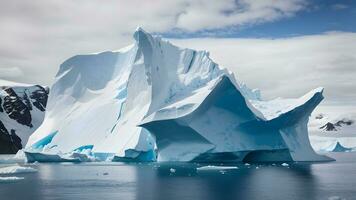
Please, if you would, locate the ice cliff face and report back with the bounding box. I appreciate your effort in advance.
[0,80,48,154]
[25,28,331,162]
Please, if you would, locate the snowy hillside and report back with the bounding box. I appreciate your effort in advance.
[25,28,330,163]
[0,80,48,154]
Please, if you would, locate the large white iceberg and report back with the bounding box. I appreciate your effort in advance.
[25,28,332,162]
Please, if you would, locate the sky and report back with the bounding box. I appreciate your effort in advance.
[0,0,355,106]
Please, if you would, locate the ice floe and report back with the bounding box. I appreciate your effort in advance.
[0,165,37,175]
[0,176,24,183]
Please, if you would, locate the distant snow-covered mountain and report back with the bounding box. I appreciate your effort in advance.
[309,107,356,152]
[319,118,354,132]
[0,79,48,154]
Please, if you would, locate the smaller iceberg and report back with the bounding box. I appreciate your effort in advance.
[310,136,355,152]
[330,142,352,152]
[25,139,96,163]
[0,153,24,164]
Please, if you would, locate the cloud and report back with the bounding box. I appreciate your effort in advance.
[0,0,355,106]
[0,67,24,78]
[171,32,356,105]
[0,0,308,85]
[176,0,306,31]
[331,4,349,10]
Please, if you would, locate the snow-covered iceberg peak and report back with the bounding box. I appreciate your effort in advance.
[25,28,230,160]
[25,28,330,163]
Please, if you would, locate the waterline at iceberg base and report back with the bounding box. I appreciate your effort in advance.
[24,28,333,163]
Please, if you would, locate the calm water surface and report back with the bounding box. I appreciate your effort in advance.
[0,152,356,200]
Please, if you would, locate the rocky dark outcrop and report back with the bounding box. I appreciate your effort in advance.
[320,122,337,131]
[3,87,33,127]
[315,113,324,119]
[0,98,3,112]
[0,120,22,154]
[0,84,48,154]
[30,85,49,112]
[320,119,354,132]
[335,119,354,126]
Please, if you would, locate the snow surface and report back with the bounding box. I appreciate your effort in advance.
[25,28,329,163]
[250,87,323,121]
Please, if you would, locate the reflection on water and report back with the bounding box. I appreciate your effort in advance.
[0,153,355,200]
[137,163,317,200]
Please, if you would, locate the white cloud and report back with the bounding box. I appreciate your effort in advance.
[171,32,356,105]
[331,4,349,10]
[0,0,308,85]
[0,0,355,106]
[176,0,306,31]
[0,67,24,78]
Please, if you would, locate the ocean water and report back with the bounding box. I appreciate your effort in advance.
[0,153,356,200]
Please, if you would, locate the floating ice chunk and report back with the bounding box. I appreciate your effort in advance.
[0,157,21,164]
[13,150,26,160]
[0,165,37,175]
[197,165,238,171]
[281,163,289,167]
[169,168,176,173]
[244,163,250,166]
[0,176,24,183]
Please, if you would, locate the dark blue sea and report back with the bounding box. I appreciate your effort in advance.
[1,152,355,200]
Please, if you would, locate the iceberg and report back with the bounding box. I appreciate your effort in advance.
[309,135,356,152]
[25,28,332,163]
[330,142,352,152]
